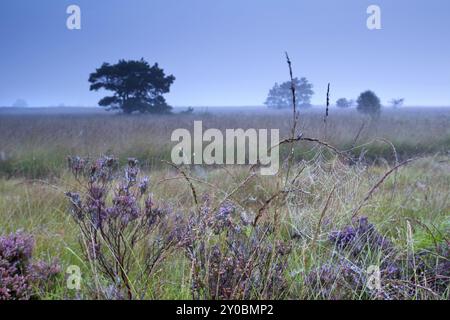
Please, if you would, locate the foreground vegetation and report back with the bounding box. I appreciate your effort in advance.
[0,108,449,300]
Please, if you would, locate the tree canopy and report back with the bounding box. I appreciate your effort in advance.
[336,98,354,108]
[357,90,381,118]
[89,59,175,114]
[265,77,314,109]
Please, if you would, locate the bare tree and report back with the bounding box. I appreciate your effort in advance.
[390,98,404,108]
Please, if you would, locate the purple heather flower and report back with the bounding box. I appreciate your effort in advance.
[0,231,34,272]
[89,156,118,183]
[86,186,107,228]
[138,176,150,195]
[124,158,139,185]
[111,195,140,224]
[65,192,84,220]
[28,259,61,284]
[211,202,235,234]
[329,217,392,255]
[217,202,234,218]
[67,156,86,177]
[1,231,60,300]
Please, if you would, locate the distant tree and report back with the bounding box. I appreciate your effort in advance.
[89,59,175,114]
[390,98,404,108]
[357,90,381,118]
[336,98,354,108]
[265,77,314,109]
[180,107,194,115]
[12,99,28,108]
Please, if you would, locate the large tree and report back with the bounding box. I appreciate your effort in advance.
[357,90,381,118]
[265,77,314,109]
[89,59,175,114]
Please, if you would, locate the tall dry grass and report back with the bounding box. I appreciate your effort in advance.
[0,107,449,178]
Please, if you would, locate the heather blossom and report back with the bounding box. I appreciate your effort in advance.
[0,231,61,300]
[65,156,182,299]
[305,216,449,299]
[181,199,292,300]
[329,216,393,256]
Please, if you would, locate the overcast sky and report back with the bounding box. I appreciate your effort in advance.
[1,0,449,107]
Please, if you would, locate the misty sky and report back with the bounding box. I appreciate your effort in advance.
[1,0,449,107]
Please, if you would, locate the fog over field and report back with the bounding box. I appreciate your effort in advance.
[0,0,449,303]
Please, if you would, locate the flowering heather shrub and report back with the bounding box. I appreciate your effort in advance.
[66,156,181,299]
[305,260,366,300]
[305,219,396,299]
[65,156,447,300]
[306,217,449,299]
[0,231,61,300]
[68,155,118,181]
[0,231,33,300]
[329,217,393,256]
[371,242,449,300]
[28,259,61,292]
[182,197,291,300]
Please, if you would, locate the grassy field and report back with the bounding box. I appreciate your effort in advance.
[0,107,449,300]
[1,107,449,178]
